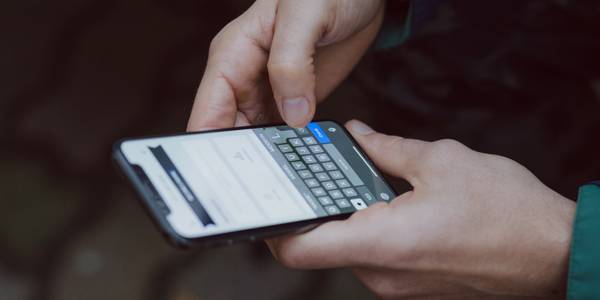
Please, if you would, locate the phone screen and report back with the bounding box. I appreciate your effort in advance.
[117,121,395,239]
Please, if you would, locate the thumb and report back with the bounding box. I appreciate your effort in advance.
[267,0,329,127]
[345,120,429,185]
[266,202,390,269]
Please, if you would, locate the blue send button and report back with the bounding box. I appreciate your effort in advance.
[307,122,331,143]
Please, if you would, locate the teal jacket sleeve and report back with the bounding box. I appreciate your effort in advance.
[568,181,600,300]
[376,2,600,297]
[376,0,443,49]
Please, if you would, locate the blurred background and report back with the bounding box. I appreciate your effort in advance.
[1,0,599,299]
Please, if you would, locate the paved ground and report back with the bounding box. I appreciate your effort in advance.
[1,0,599,299]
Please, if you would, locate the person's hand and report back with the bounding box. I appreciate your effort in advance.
[187,0,386,131]
[268,120,576,299]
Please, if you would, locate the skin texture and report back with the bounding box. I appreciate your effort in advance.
[187,0,385,130]
[189,1,576,298]
[267,120,576,299]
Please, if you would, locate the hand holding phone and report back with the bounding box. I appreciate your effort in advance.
[268,120,574,299]
[114,120,396,248]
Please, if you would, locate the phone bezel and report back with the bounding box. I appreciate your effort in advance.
[112,120,397,248]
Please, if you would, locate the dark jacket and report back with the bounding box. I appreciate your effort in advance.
[381,2,600,298]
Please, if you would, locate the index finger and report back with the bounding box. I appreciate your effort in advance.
[187,2,274,131]
[187,68,238,131]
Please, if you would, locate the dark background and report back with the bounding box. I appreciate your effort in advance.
[1,0,599,299]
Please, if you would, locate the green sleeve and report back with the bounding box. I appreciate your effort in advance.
[375,2,414,49]
[567,182,600,300]
[375,0,443,50]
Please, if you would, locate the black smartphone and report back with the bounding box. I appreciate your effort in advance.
[113,120,397,248]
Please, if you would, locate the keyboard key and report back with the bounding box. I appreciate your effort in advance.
[322,181,337,190]
[266,128,285,143]
[305,179,319,188]
[342,188,358,197]
[318,196,333,205]
[298,170,313,178]
[302,155,317,164]
[324,205,341,215]
[326,145,364,186]
[289,138,303,146]
[296,147,310,155]
[308,145,324,153]
[316,153,331,162]
[309,164,324,172]
[329,170,344,179]
[315,172,330,181]
[311,187,326,197]
[303,137,317,145]
[335,179,351,188]
[356,186,376,203]
[278,144,293,153]
[335,199,352,208]
[291,161,306,170]
[273,126,296,136]
[294,127,310,136]
[350,198,367,210]
[322,162,337,170]
[285,153,299,161]
[329,189,344,199]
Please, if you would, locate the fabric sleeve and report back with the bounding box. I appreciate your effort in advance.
[375,0,443,49]
[567,181,600,300]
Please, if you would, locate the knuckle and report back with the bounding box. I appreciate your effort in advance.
[489,153,518,166]
[372,134,405,153]
[208,20,238,54]
[267,54,314,78]
[485,153,529,175]
[266,60,297,76]
[384,135,406,150]
[431,138,466,154]
[208,33,224,54]
[427,139,466,160]
[420,139,470,171]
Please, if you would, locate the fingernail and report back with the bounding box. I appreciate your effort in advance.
[283,97,309,127]
[347,120,374,135]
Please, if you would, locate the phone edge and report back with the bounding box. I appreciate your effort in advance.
[111,119,397,248]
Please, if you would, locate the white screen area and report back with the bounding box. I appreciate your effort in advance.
[121,129,317,238]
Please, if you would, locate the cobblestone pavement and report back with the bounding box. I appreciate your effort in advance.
[1,0,599,299]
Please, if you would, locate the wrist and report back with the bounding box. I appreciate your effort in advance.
[487,192,575,298]
[532,194,575,297]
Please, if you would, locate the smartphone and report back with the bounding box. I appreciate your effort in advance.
[113,120,396,248]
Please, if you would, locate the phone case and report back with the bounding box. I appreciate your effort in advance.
[112,120,397,248]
